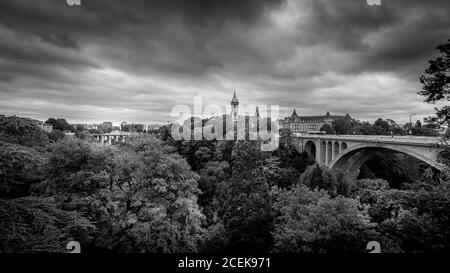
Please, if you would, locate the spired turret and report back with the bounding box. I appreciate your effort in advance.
[231,91,239,122]
[231,91,239,106]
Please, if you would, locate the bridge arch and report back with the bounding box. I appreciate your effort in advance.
[304,140,316,158]
[320,141,326,165]
[329,143,448,173]
[333,141,339,158]
[326,141,332,165]
[341,142,347,152]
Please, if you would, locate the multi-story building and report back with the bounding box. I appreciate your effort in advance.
[73,124,87,130]
[121,122,145,132]
[145,124,161,131]
[281,109,352,133]
[37,122,54,133]
[86,124,98,130]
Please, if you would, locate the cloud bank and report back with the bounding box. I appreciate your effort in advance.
[0,0,449,124]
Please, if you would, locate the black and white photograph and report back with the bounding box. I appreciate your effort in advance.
[0,0,449,266]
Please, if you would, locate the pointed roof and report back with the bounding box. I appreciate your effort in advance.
[255,106,259,117]
[325,111,331,118]
[231,91,239,105]
[292,109,298,117]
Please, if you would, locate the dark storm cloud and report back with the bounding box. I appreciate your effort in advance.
[40,33,80,50]
[0,0,285,79]
[291,0,450,76]
[0,0,449,123]
[296,0,401,50]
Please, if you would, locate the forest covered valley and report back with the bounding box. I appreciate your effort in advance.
[1,115,449,253]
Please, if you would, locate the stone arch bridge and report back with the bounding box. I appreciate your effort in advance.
[92,133,133,145]
[294,134,450,181]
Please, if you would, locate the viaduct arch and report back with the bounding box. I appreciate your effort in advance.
[294,134,449,181]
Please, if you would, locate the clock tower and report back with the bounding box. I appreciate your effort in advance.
[231,91,239,122]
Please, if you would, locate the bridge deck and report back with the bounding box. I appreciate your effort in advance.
[295,133,450,147]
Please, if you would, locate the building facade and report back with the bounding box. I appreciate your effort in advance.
[281,109,352,133]
[38,122,54,133]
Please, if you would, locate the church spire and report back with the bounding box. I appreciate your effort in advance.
[231,91,239,122]
[231,91,239,106]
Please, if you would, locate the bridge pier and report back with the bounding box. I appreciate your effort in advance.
[326,141,332,166]
[333,141,339,159]
[296,134,450,178]
[91,133,130,145]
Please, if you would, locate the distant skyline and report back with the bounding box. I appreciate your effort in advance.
[0,0,449,125]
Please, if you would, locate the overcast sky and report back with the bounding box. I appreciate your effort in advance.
[0,0,449,125]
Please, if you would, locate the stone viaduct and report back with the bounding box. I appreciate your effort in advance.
[92,133,131,145]
[294,134,450,180]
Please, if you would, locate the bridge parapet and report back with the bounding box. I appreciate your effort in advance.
[91,132,136,145]
[295,133,449,147]
[294,133,450,175]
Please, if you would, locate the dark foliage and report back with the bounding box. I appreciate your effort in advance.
[0,116,49,147]
[0,141,45,197]
[0,197,95,253]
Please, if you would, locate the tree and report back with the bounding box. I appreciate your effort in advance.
[0,116,49,147]
[319,124,333,134]
[215,141,273,253]
[272,184,376,252]
[33,138,114,198]
[47,129,66,142]
[32,135,206,253]
[0,197,95,253]
[46,118,74,132]
[271,129,315,188]
[410,127,437,136]
[75,124,85,132]
[374,118,389,133]
[419,39,450,126]
[415,120,422,128]
[332,118,353,134]
[351,177,450,252]
[197,161,229,223]
[97,135,205,252]
[0,141,45,198]
[299,164,353,197]
[276,129,314,170]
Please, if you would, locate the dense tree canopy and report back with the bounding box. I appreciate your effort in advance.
[45,118,75,132]
[419,39,450,126]
[0,141,45,197]
[0,197,95,253]
[332,118,354,134]
[0,112,449,253]
[0,116,49,147]
[272,184,376,253]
